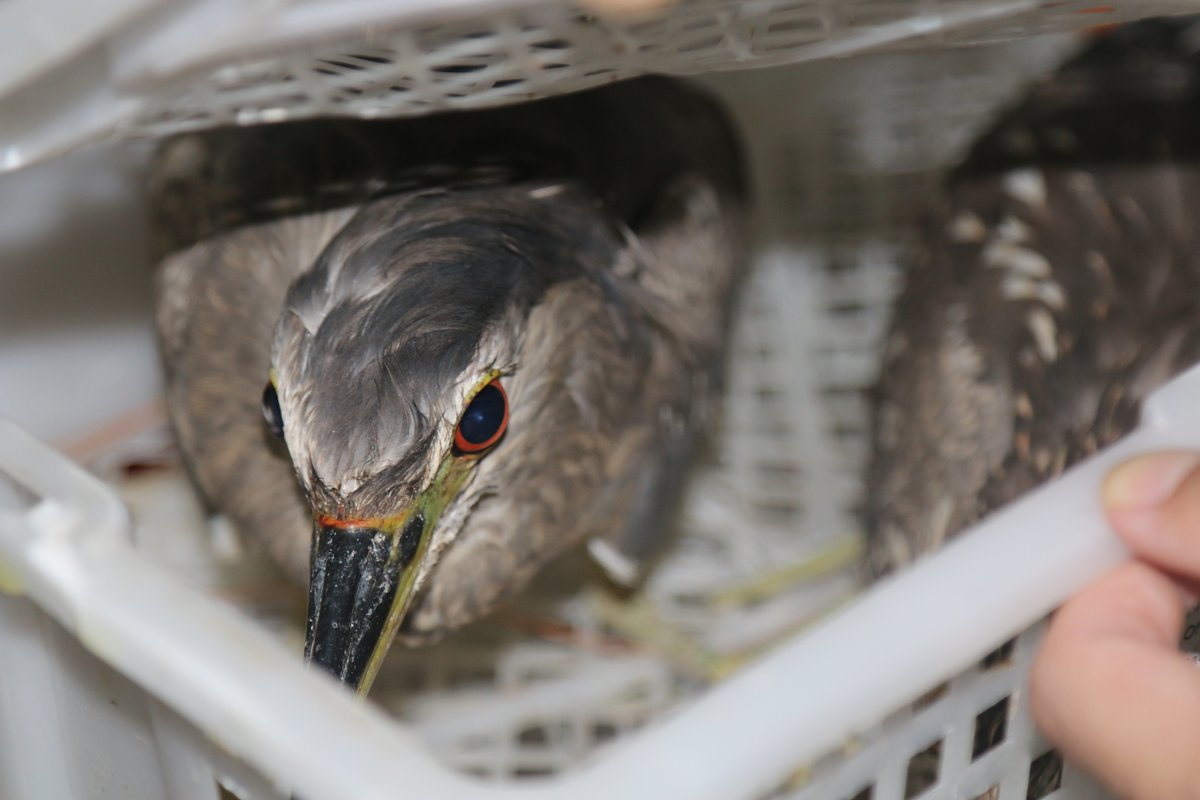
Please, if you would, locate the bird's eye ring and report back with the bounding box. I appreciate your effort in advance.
[262,381,285,441]
[454,379,508,455]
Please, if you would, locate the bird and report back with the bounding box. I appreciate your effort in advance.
[865,17,1200,799]
[148,77,747,695]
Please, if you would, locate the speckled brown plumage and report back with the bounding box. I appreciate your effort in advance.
[868,18,1200,578]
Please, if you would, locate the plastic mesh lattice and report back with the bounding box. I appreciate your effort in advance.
[787,626,1057,800]
[126,0,1196,135]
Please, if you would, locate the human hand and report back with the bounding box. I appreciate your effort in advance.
[1031,452,1200,800]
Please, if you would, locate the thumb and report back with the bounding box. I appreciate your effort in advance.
[1104,451,1200,581]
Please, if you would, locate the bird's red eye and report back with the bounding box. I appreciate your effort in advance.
[454,379,508,454]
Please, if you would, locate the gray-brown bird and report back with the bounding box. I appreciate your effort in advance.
[866,17,1200,798]
[150,78,746,694]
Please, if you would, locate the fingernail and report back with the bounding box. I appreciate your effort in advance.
[1104,452,1200,512]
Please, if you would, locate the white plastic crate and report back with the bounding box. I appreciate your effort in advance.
[2,4,1197,800]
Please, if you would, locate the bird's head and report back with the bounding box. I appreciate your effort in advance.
[262,186,603,693]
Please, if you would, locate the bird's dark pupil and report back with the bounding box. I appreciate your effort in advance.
[262,383,285,440]
[458,383,505,444]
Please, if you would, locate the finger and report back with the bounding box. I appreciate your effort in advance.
[1104,452,1200,581]
[1031,561,1200,800]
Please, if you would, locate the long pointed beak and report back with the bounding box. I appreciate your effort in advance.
[304,511,429,693]
[302,454,476,695]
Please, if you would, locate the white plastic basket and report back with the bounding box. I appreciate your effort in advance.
[2,4,1196,799]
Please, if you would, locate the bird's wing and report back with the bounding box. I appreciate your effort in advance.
[585,173,747,585]
[866,18,1200,577]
